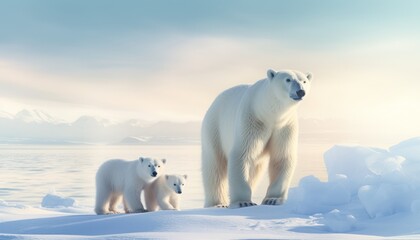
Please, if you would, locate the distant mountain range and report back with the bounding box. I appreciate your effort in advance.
[0,109,393,145]
[0,109,201,145]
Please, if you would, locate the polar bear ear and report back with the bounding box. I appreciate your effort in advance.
[267,69,276,80]
[183,174,188,180]
[139,157,144,163]
[161,158,167,164]
[306,72,313,81]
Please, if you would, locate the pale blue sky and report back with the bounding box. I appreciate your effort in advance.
[1,0,420,138]
[1,1,419,56]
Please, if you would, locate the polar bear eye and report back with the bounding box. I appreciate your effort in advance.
[286,78,291,82]
[173,183,177,186]
[182,184,184,186]
[148,165,151,167]
[158,165,161,168]
[304,81,306,84]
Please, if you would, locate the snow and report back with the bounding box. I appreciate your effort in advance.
[15,109,63,124]
[317,209,357,233]
[0,199,26,209]
[323,145,405,193]
[292,174,352,215]
[390,137,420,162]
[321,142,420,220]
[1,137,420,239]
[41,193,78,208]
[358,184,412,218]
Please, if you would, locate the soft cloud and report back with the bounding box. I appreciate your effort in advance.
[2,33,420,134]
[0,37,293,121]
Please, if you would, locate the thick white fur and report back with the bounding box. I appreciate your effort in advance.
[201,69,312,208]
[94,157,166,214]
[144,174,187,211]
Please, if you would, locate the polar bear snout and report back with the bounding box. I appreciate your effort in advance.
[296,90,305,98]
[289,80,306,101]
[152,171,158,177]
[174,185,183,194]
[291,89,305,100]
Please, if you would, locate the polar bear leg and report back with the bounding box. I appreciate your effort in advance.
[169,196,179,210]
[202,146,229,207]
[144,184,159,212]
[248,155,269,190]
[158,197,176,210]
[123,187,145,213]
[123,198,129,213]
[228,130,270,208]
[108,193,122,213]
[228,153,253,208]
[94,184,112,215]
[263,124,298,205]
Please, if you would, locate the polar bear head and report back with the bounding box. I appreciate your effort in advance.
[165,174,187,194]
[138,157,166,181]
[267,69,312,102]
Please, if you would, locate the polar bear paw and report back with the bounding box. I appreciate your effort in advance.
[214,204,228,208]
[262,197,285,205]
[108,210,123,214]
[127,208,148,213]
[229,201,257,208]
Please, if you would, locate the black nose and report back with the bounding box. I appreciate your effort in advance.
[296,90,305,98]
[152,171,157,177]
[177,191,182,194]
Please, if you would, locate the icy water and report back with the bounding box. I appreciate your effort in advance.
[0,143,331,210]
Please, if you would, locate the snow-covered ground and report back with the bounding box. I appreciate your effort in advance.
[1,137,420,239]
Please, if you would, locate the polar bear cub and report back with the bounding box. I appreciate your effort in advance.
[94,157,166,215]
[144,174,187,211]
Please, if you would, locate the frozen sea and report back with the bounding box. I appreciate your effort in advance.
[0,142,330,210]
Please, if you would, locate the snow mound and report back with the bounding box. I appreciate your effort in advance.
[323,145,405,193]
[318,209,357,233]
[290,138,420,232]
[390,137,420,162]
[41,193,77,208]
[358,184,412,218]
[0,199,27,209]
[293,174,351,215]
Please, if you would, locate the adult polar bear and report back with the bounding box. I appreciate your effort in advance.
[202,69,312,208]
